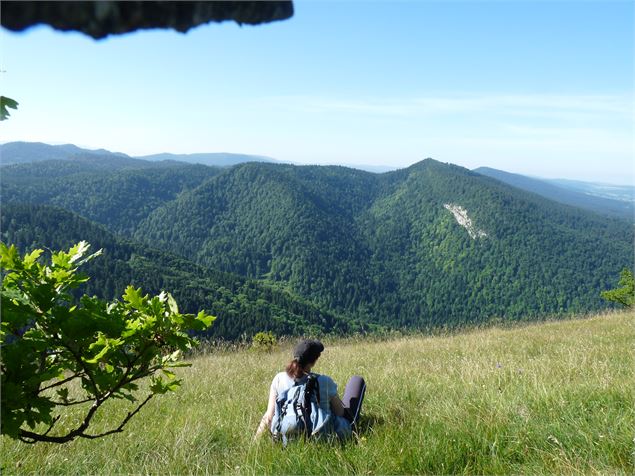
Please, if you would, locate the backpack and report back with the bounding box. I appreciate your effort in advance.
[270,373,334,446]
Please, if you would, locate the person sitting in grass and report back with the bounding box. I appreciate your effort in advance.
[254,339,366,441]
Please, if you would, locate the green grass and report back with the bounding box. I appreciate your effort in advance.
[2,310,633,475]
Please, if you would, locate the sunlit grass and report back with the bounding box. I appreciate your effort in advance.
[2,310,633,475]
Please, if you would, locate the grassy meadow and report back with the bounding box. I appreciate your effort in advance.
[2,310,633,475]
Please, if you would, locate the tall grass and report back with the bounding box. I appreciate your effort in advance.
[2,311,633,475]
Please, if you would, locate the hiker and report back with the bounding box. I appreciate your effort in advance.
[254,339,366,441]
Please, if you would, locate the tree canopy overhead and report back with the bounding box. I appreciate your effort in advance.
[1,1,294,39]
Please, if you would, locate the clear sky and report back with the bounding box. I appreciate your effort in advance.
[1,1,633,184]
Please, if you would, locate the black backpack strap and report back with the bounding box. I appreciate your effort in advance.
[276,397,288,435]
[291,389,302,424]
[303,373,324,437]
[313,375,321,405]
[305,373,320,404]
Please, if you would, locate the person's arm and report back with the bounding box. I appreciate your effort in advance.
[254,382,277,439]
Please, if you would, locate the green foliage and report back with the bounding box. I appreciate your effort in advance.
[0,241,214,443]
[251,331,277,352]
[135,160,633,327]
[1,204,353,340]
[0,96,18,121]
[3,158,633,333]
[1,161,220,236]
[601,268,635,308]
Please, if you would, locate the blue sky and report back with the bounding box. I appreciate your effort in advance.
[2,1,633,184]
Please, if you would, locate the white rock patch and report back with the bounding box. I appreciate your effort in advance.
[443,203,487,239]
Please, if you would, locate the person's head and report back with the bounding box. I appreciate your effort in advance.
[286,339,324,379]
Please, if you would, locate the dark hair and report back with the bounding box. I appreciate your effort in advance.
[286,359,305,379]
[285,354,321,379]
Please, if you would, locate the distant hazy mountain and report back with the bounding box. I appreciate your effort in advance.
[136,152,277,167]
[1,141,403,173]
[0,141,277,168]
[0,141,129,164]
[546,178,634,203]
[474,167,634,221]
[337,163,397,173]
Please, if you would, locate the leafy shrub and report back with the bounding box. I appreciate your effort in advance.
[0,241,215,443]
[601,268,634,308]
[251,331,277,352]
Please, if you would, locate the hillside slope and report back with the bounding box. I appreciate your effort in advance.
[4,155,632,328]
[1,161,221,235]
[137,163,383,312]
[474,166,634,220]
[136,160,633,326]
[0,204,353,339]
[2,312,631,474]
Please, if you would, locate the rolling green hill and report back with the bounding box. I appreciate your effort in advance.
[0,204,353,339]
[3,155,632,331]
[135,159,633,327]
[1,161,221,235]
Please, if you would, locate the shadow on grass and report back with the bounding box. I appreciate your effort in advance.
[354,412,385,436]
[254,413,386,449]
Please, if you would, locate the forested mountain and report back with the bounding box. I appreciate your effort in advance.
[474,167,634,221]
[1,204,353,339]
[3,154,632,333]
[0,141,130,165]
[1,161,221,235]
[137,152,277,167]
[135,160,633,326]
[0,141,276,168]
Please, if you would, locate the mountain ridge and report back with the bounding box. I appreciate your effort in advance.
[474,166,634,220]
[3,144,632,334]
[136,151,278,167]
[134,159,632,326]
[0,141,277,168]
